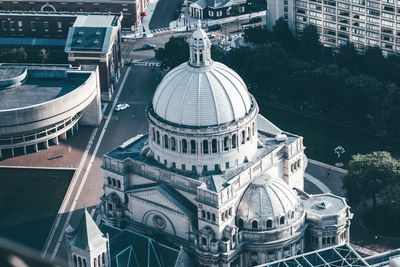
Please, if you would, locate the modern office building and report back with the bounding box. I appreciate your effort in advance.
[267,0,400,53]
[0,64,101,159]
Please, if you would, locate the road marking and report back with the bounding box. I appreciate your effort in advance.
[102,103,108,114]
[49,66,132,261]
[41,127,98,257]
[304,173,332,193]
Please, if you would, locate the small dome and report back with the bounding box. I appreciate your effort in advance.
[152,62,252,127]
[237,174,300,230]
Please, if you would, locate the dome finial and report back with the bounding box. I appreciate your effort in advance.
[189,21,212,67]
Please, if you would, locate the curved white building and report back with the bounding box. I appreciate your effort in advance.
[97,23,353,267]
[0,65,101,159]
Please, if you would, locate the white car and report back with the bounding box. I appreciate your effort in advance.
[115,103,130,111]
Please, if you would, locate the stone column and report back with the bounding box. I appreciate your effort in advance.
[11,148,15,157]
[0,149,2,158]
[23,146,26,155]
[43,140,49,149]
[34,143,38,152]
[53,136,59,145]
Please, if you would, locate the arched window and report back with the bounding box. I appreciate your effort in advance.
[212,139,217,153]
[182,139,187,153]
[207,212,210,220]
[322,237,326,245]
[78,257,82,267]
[112,179,116,187]
[73,255,77,267]
[164,134,168,149]
[232,134,237,148]
[223,136,230,151]
[327,237,331,244]
[152,128,155,141]
[212,213,216,222]
[203,140,209,154]
[241,130,246,144]
[266,219,272,228]
[238,218,244,229]
[252,122,255,135]
[102,253,105,265]
[93,257,97,267]
[202,210,205,218]
[83,258,87,267]
[171,137,176,151]
[190,140,196,154]
[280,216,285,225]
[252,220,258,229]
[117,180,121,188]
[291,211,294,219]
[156,131,160,144]
[107,177,111,185]
[247,127,250,141]
[297,159,301,168]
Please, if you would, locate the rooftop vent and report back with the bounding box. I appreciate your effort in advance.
[78,30,84,35]
[317,201,327,209]
[94,39,99,45]
[275,134,288,142]
[96,30,101,35]
[76,39,82,44]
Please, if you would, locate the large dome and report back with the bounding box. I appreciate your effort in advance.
[151,23,252,127]
[237,174,301,230]
[152,62,252,127]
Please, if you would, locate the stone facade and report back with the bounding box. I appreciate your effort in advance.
[99,25,353,266]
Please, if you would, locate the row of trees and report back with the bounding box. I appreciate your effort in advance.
[343,151,400,217]
[0,47,67,64]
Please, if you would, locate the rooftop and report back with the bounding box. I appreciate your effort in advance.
[99,223,192,267]
[0,66,90,110]
[105,122,300,193]
[303,194,348,217]
[258,244,370,267]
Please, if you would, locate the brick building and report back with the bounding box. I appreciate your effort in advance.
[0,0,148,30]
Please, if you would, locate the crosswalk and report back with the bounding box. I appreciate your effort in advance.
[150,27,171,34]
[133,61,161,67]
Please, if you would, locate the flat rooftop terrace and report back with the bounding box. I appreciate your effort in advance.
[0,68,90,110]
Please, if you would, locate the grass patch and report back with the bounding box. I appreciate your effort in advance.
[363,205,400,237]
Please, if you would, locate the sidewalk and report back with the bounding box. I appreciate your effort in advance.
[123,0,159,39]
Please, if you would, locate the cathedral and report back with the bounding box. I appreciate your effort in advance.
[67,22,353,266]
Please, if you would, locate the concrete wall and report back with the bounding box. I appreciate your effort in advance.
[0,69,100,135]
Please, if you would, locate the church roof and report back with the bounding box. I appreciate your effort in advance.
[71,208,106,251]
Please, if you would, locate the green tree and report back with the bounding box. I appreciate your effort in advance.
[336,42,360,71]
[343,151,400,208]
[155,36,190,70]
[38,48,49,63]
[298,24,322,62]
[1,47,27,63]
[243,26,272,45]
[272,17,295,50]
[361,46,385,79]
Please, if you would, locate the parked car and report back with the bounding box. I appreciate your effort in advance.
[115,103,130,111]
[142,44,156,50]
[249,16,262,24]
[208,24,221,31]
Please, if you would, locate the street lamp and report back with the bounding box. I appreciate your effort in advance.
[333,146,345,167]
